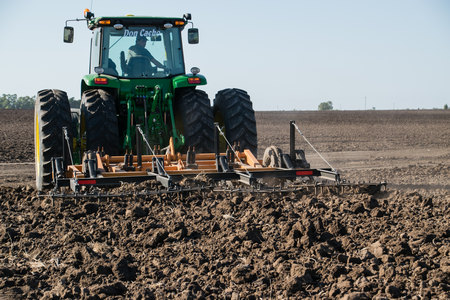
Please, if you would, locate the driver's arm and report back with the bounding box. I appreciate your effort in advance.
[126,46,138,62]
[150,57,166,69]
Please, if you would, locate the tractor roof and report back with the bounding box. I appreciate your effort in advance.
[88,16,187,30]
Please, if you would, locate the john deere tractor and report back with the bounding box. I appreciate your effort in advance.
[34,10,257,191]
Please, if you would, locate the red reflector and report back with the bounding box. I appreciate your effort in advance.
[296,170,314,176]
[94,77,108,85]
[78,179,97,185]
[187,77,201,84]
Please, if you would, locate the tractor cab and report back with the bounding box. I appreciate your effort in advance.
[64,11,199,79]
[93,24,185,78]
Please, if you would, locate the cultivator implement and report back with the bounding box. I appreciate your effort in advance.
[44,121,386,197]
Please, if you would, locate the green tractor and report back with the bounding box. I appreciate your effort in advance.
[34,10,257,191]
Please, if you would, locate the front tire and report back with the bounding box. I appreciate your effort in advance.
[81,89,120,155]
[213,88,257,156]
[34,89,72,191]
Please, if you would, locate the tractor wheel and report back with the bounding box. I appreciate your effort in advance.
[81,89,120,155]
[213,88,257,156]
[175,89,215,153]
[34,89,72,191]
[70,109,80,140]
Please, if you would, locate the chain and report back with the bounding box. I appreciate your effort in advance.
[136,126,169,177]
[292,123,336,171]
[63,128,74,166]
[215,124,251,176]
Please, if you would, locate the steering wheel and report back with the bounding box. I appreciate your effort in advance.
[163,67,171,76]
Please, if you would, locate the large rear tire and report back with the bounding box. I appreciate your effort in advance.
[80,89,120,155]
[213,88,257,156]
[34,89,72,191]
[175,89,215,153]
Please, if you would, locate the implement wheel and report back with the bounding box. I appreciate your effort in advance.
[213,88,257,156]
[175,89,215,153]
[262,146,283,167]
[81,89,120,155]
[34,89,72,191]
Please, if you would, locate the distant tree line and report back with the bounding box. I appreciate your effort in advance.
[318,101,333,111]
[1,93,448,111]
[0,94,35,109]
[0,94,80,109]
[317,101,449,111]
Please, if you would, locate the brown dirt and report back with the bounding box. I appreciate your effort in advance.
[0,109,449,299]
[0,109,34,163]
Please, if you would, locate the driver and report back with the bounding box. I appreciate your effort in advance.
[127,35,167,71]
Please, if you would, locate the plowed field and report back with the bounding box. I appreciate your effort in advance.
[0,109,449,299]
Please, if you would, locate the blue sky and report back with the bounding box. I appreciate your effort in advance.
[1,0,449,110]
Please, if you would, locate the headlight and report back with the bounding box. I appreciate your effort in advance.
[190,67,200,75]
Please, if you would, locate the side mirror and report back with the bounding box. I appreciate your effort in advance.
[64,26,74,43]
[188,28,199,44]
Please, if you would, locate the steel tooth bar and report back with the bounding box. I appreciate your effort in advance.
[42,181,387,199]
[38,183,387,198]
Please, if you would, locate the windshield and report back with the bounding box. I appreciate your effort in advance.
[101,26,185,78]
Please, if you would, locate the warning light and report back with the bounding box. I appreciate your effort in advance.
[296,170,314,176]
[78,179,97,185]
[99,20,111,25]
[175,21,185,26]
[94,78,108,85]
[84,9,94,19]
[188,77,201,84]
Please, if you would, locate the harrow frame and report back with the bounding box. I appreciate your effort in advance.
[49,121,384,194]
